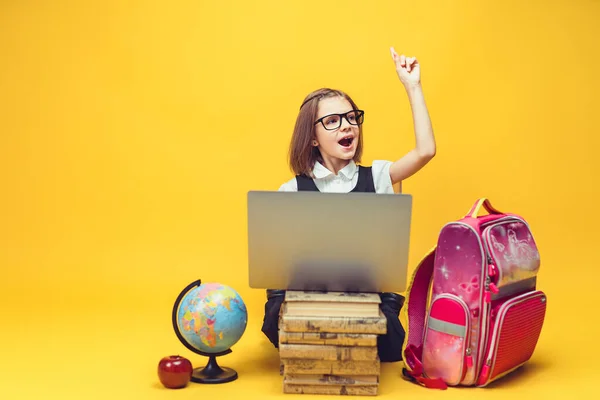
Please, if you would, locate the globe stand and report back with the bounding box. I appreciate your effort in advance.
[171,279,241,385]
[191,349,237,384]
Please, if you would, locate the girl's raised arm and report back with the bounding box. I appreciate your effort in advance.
[388,47,436,185]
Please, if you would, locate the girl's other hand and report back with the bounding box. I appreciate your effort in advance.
[390,46,421,88]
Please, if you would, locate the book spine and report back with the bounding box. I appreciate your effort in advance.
[279,331,377,347]
[283,383,378,395]
[279,313,387,334]
[284,374,378,386]
[279,343,378,361]
[282,359,380,375]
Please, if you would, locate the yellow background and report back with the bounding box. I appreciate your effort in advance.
[1,0,598,398]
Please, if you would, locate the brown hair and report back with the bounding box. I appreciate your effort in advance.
[288,88,364,177]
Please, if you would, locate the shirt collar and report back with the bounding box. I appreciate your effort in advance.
[312,160,358,180]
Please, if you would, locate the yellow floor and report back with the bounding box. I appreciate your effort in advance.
[2,276,596,400]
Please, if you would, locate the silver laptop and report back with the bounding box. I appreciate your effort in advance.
[247,190,412,293]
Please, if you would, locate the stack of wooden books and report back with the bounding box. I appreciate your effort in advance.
[278,290,387,396]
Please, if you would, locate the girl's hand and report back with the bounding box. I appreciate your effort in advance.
[390,47,420,87]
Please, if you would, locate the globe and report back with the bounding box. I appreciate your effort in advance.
[172,280,248,383]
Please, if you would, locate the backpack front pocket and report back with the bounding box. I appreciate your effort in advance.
[422,295,472,386]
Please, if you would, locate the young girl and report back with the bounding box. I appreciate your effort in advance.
[261,48,436,363]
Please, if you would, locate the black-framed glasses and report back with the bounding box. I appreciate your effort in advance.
[314,110,365,131]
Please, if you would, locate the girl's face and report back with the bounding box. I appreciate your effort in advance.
[313,96,361,171]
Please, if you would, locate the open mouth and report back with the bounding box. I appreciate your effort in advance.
[338,136,354,147]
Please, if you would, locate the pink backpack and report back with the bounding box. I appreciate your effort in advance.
[400,198,547,389]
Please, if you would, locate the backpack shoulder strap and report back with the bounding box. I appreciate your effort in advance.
[400,246,448,390]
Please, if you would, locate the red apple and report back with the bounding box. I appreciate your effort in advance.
[157,355,193,389]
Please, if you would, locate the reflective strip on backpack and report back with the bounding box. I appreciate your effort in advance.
[428,316,466,337]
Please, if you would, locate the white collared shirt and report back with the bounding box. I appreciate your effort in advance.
[278,160,395,194]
